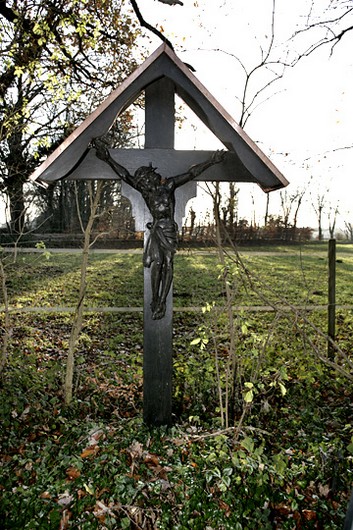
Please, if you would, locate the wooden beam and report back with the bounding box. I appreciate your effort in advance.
[143,78,175,426]
[62,149,259,185]
[145,77,175,148]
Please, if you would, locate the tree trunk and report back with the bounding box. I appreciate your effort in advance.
[318,206,323,241]
[7,177,26,234]
[264,193,270,227]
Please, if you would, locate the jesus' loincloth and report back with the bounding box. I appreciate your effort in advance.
[143,218,178,268]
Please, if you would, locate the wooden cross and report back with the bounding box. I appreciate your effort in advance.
[30,45,288,426]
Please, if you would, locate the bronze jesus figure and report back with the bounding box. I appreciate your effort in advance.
[93,139,224,319]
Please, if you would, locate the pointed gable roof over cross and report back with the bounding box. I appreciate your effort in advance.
[30,44,288,192]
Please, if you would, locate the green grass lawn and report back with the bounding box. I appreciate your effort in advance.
[0,243,352,528]
[3,242,353,309]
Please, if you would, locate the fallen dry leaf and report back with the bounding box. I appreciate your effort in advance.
[66,466,81,480]
[129,440,144,459]
[93,499,115,523]
[77,489,86,500]
[144,453,159,467]
[39,491,51,499]
[219,500,231,517]
[87,428,105,447]
[318,483,330,497]
[59,509,72,530]
[302,509,317,521]
[80,446,100,459]
[57,491,74,507]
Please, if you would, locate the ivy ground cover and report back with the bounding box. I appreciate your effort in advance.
[0,243,352,528]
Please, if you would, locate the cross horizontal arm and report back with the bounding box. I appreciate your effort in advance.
[62,148,265,185]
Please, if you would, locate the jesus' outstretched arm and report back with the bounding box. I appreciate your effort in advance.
[92,138,135,188]
[172,150,225,188]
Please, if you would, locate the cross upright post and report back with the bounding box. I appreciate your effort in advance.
[143,77,175,426]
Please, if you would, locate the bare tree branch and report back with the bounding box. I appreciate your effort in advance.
[290,5,353,59]
[130,0,175,50]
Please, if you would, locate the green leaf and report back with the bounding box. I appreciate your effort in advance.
[273,454,287,475]
[83,483,95,495]
[278,382,287,396]
[241,436,254,454]
[244,390,254,403]
[222,475,231,488]
[205,470,214,483]
[121,517,130,529]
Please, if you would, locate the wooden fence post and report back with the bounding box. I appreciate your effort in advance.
[328,238,336,360]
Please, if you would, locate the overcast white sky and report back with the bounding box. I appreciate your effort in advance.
[136,0,353,232]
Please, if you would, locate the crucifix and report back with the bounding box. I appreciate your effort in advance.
[29,44,288,427]
[91,77,225,426]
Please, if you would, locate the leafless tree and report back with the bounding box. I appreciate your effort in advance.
[280,188,307,236]
[311,191,327,240]
[328,202,340,239]
[344,220,353,242]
